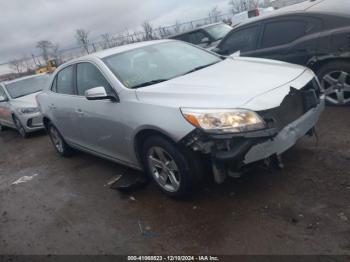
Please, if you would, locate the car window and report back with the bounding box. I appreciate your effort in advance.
[4,75,49,99]
[0,86,7,100]
[172,33,190,42]
[103,41,221,89]
[56,66,74,95]
[204,24,232,41]
[261,20,307,48]
[219,25,259,54]
[187,30,208,45]
[77,63,112,96]
[51,77,57,92]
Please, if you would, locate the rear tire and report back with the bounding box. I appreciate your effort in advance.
[141,136,201,198]
[13,115,27,138]
[48,123,73,157]
[317,61,350,106]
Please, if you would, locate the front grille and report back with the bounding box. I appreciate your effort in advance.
[258,78,320,130]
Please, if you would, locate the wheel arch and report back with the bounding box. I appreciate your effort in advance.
[133,127,179,167]
[42,116,52,131]
[308,55,350,75]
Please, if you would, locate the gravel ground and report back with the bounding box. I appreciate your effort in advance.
[0,106,349,255]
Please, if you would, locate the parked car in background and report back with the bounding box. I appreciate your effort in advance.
[0,74,50,137]
[214,0,350,105]
[231,7,275,26]
[169,23,232,50]
[37,40,324,197]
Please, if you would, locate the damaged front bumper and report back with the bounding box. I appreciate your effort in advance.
[181,96,325,183]
[244,97,324,164]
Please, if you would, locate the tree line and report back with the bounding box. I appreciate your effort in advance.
[8,0,264,74]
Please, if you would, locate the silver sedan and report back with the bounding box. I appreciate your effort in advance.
[37,40,325,197]
[0,74,50,137]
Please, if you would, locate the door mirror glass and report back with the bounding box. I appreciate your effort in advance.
[201,37,211,45]
[0,95,7,102]
[85,86,112,101]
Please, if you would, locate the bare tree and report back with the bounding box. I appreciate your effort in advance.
[228,0,260,14]
[21,56,33,72]
[52,43,62,64]
[101,33,113,49]
[209,6,222,23]
[75,29,91,54]
[36,40,54,63]
[9,58,24,74]
[142,21,154,40]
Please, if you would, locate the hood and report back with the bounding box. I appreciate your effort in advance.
[136,57,307,109]
[10,92,41,108]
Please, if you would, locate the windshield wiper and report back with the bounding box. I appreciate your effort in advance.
[182,62,219,76]
[131,79,169,89]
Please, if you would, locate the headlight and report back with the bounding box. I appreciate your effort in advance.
[181,108,266,133]
[17,107,40,115]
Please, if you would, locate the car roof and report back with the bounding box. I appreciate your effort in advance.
[168,23,224,39]
[236,0,350,27]
[3,73,48,85]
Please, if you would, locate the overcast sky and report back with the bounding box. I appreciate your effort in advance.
[0,0,230,74]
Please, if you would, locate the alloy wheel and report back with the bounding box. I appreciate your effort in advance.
[13,117,26,137]
[321,71,350,105]
[49,126,64,153]
[147,146,181,193]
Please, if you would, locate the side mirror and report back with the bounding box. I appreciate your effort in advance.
[85,86,116,101]
[201,37,211,45]
[0,95,8,102]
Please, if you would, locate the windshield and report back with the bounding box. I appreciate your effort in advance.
[103,41,221,89]
[204,24,232,41]
[5,74,50,99]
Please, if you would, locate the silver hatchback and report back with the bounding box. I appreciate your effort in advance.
[0,74,50,137]
[37,40,325,197]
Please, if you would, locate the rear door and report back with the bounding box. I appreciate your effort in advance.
[252,16,322,65]
[49,65,81,144]
[0,85,13,127]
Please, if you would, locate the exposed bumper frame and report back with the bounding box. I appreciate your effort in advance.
[243,97,325,164]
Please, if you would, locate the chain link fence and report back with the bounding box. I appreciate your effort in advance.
[0,11,236,79]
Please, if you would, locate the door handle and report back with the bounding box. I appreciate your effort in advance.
[49,104,57,110]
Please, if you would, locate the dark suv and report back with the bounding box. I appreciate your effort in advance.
[169,23,232,50]
[214,0,350,105]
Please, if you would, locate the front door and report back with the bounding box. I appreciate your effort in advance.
[74,62,127,162]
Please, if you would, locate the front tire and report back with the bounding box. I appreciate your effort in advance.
[141,136,200,198]
[317,61,350,105]
[13,115,27,138]
[48,123,73,157]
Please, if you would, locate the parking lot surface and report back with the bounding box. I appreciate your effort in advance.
[0,107,349,255]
